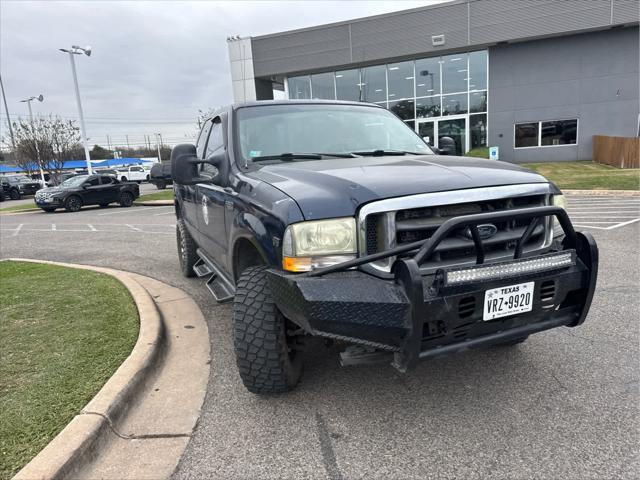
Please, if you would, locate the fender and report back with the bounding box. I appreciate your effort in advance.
[228,211,279,280]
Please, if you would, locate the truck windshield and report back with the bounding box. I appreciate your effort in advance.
[235,104,432,166]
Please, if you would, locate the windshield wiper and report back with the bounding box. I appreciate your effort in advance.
[350,149,423,157]
[251,153,322,162]
[311,152,358,158]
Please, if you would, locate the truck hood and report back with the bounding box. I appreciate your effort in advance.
[247,155,550,220]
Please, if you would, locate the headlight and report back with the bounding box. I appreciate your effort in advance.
[552,194,567,237]
[552,194,567,210]
[282,217,356,272]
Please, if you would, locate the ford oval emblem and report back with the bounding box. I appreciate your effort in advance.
[477,223,498,239]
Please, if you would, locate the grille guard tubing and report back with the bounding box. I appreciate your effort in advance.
[302,206,599,371]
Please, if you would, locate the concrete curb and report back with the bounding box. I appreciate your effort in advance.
[134,200,174,206]
[9,259,164,480]
[563,189,640,196]
[0,208,41,215]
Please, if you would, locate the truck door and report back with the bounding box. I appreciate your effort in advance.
[178,119,213,245]
[196,117,229,271]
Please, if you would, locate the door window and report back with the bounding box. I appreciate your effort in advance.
[202,118,224,177]
[196,119,213,158]
[85,176,100,187]
[100,176,113,185]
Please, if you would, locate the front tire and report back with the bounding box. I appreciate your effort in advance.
[156,180,166,190]
[119,192,134,207]
[9,189,20,200]
[64,195,82,212]
[41,207,56,213]
[233,266,303,394]
[121,176,127,182]
[176,219,198,277]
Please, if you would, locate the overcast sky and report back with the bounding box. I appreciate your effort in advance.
[1,0,443,150]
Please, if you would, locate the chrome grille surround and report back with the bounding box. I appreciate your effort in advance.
[357,184,556,274]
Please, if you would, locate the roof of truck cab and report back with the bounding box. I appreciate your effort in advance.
[231,99,383,109]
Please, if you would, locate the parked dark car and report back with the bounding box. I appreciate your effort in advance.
[0,175,42,200]
[172,100,598,394]
[0,180,8,201]
[34,174,140,212]
[149,162,172,189]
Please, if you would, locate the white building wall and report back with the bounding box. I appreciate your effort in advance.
[227,37,257,102]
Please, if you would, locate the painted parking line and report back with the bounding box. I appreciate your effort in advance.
[565,195,640,230]
[97,207,154,216]
[0,222,175,236]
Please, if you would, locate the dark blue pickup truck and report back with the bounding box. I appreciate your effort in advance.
[172,100,598,394]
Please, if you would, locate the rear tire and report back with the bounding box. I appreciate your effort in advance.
[233,266,303,394]
[119,192,134,207]
[64,195,82,212]
[156,180,166,190]
[121,176,127,182]
[176,219,198,277]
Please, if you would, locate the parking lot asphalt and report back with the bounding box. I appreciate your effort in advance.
[1,194,638,479]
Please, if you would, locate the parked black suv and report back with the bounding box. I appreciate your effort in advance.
[149,162,172,189]
[172,100,598,394]
[0,175,41,200]
[34,174,140,212]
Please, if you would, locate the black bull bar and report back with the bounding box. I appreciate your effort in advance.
[267,206,599,372]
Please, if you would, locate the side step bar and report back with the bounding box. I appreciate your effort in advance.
[194,249,235,303]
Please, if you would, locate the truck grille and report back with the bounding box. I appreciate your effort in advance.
[359,186,553,273]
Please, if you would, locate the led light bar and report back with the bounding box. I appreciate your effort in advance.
[444,251,576,286]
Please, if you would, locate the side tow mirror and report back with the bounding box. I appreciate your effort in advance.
[171,144,203,185]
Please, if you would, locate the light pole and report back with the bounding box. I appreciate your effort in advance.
[20,94,46,185]
[155,133,162,162]
[59,45,93,175]
[0,75,15,149]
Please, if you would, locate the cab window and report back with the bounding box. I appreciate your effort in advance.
[100,176,114,185]
[196,119,213,158]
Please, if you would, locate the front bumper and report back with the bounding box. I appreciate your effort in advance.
[267,206,598,371]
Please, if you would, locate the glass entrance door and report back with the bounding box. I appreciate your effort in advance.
[437,117,466,156]
[417,116,467,156]
[418,121,435,147]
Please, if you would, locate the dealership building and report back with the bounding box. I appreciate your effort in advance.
[227,0,639,162]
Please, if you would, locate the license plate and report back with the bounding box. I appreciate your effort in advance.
[483,281,534,321]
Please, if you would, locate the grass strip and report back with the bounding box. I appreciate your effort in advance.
[0,261,139,479]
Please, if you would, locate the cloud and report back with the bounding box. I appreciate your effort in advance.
[1,0,440,148]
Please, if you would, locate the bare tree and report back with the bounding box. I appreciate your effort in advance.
[5,115,81,178]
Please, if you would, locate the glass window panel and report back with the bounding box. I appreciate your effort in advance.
[468,50,487,91]
[335,69,360,101]
[441,53,468,94]
[404,120,415,132]
[541,119,578,146]
[415,57,441,96]
[361,65,386,103]
[442,93,467,116]
[469,114,488,150]
[387,61,414,100]
[311,72,335,100]
[515,122,539,148]
[469,90,487,113]
[389,99,415,120]
[416,96,441,118]
[288,76,311,99]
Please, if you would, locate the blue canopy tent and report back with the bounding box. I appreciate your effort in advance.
[0,165,22,173]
